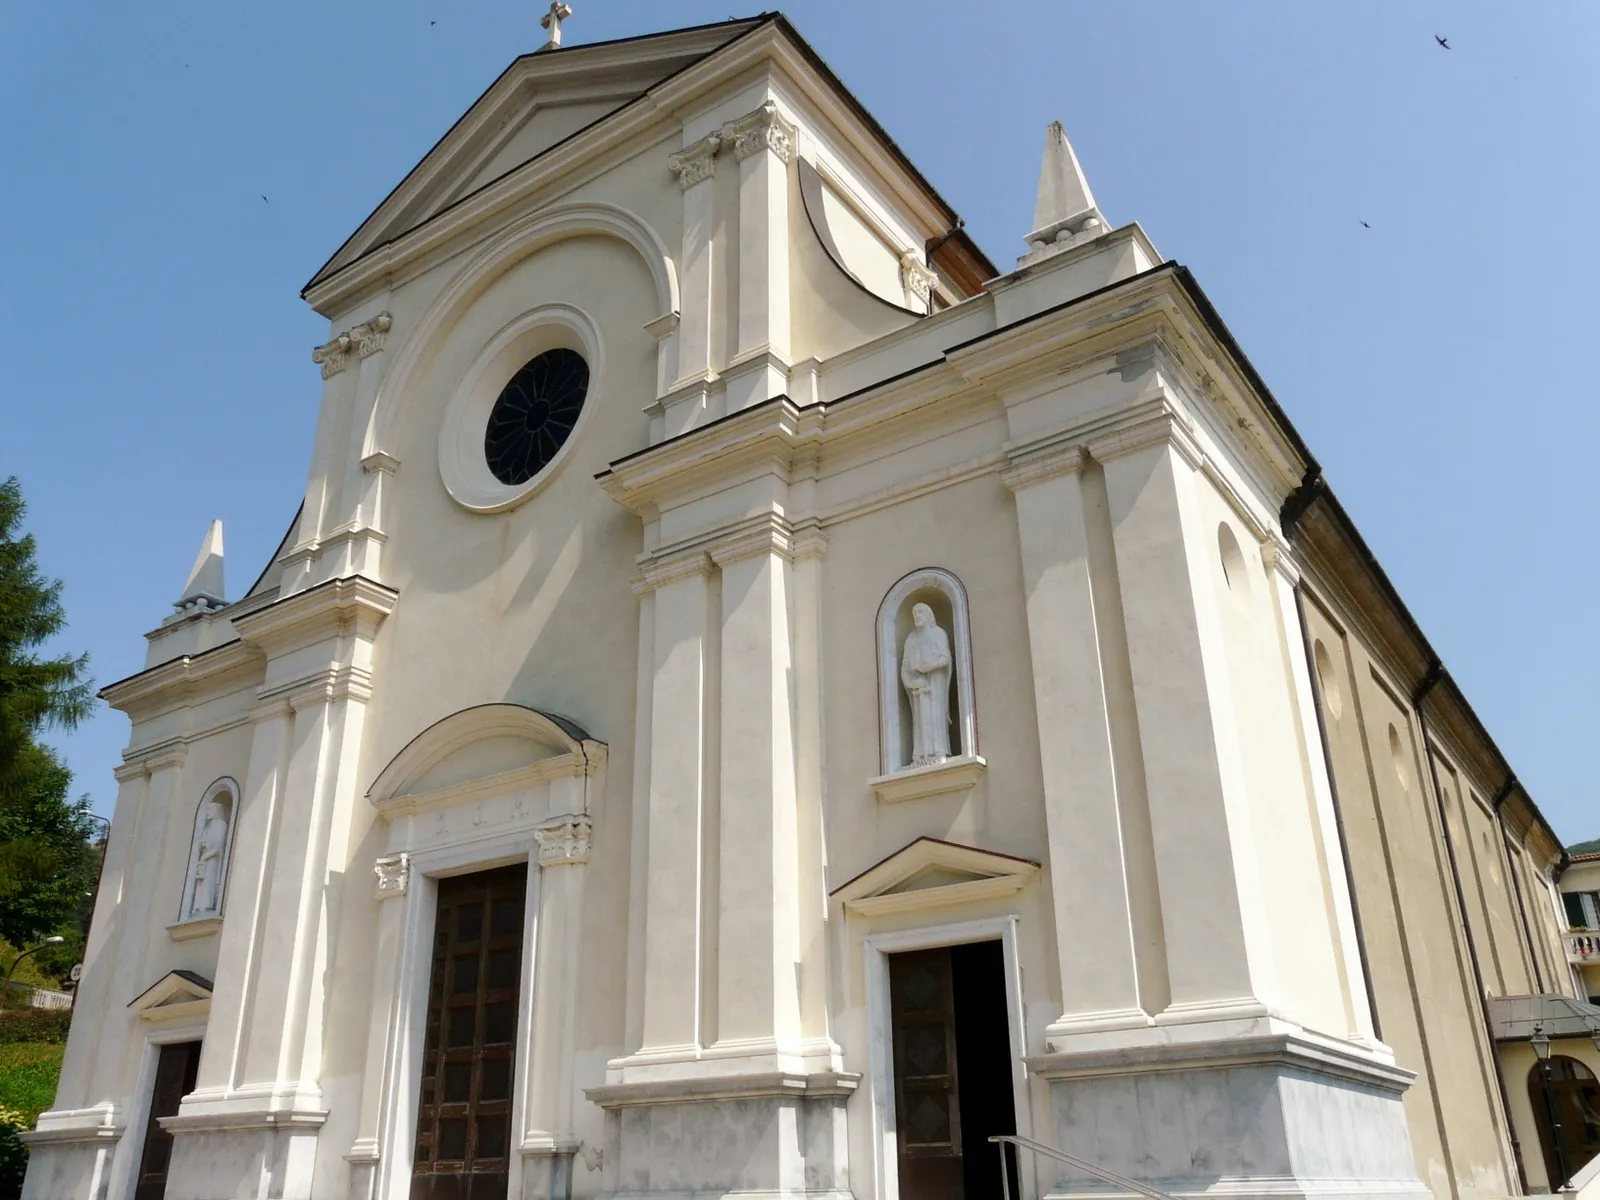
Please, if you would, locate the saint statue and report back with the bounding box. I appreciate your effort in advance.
[188,798,230,917]
[900,602,953,766]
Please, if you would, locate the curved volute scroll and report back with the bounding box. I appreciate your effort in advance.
[367,703,606,820]
[874,569,980,798]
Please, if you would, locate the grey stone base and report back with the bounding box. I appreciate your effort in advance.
[1030,1034,1432,1200]
[590,1074,856,1200]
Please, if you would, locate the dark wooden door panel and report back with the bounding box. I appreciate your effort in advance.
[891,948,964,1200]
[133,1040,201,1200]
[412,865,527,1200]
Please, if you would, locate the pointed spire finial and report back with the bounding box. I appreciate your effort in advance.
[1021,120,1106,263]
[175,519,226,613]
[538,1,573,51]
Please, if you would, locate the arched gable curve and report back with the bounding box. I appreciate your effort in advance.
[363,202,679,460]
[367,703,598,804]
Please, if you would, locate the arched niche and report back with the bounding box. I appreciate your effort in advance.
[877,568,977,776]
[179,777,238,923]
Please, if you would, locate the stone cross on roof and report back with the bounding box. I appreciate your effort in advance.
[539,1,573,51]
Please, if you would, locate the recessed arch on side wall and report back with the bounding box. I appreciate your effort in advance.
[361,202,679,463]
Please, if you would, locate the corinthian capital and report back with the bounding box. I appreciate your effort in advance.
[312,334,352,379]
[724,101,796,164]
[667,133,722,189]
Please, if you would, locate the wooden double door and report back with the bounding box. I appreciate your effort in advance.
[411,864,528,1200]
[890,941,1018,1200]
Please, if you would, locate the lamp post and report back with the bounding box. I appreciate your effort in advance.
[2,936,66,1007]
[1532,1023,1571,1188]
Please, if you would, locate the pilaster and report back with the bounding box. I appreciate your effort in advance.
[1001,442,1154,1040]
[631,552,713,1062]
[707,522,805,1070]
[1089,414,1271,1022]
[522,819,591,1190]
[724,101,795,413]
[165,576,395,1199]
[666,133,722,433]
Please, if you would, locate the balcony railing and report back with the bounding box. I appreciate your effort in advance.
[1566,930,1600,965]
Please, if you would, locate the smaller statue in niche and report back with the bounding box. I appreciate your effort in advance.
[188,798,231,917]
[901,602,953,766]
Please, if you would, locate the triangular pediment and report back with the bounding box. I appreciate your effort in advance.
[831,838,1039,916]
[306,17,766,294]
[129,970,214,1023]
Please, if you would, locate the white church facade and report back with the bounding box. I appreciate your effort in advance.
[22,12,1596,1200]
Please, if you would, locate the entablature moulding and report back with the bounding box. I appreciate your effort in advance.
[303,20,956,318]
[599,267,1311,541]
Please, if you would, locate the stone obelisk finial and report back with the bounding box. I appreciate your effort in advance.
[174,519,226,614]
[1020,120,1106,264]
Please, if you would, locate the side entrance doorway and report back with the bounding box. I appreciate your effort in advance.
[132,1040,201,1200]
[889,940,1018,1200]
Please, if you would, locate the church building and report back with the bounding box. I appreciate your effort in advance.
[22,11,1598,1200]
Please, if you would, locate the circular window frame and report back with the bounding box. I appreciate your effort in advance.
[438,303,603,513]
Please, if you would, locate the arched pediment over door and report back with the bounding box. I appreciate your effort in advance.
[367,703,606,863]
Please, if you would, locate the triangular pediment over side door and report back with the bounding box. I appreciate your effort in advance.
[831,837,1039,917]
[128,970,214,1025]
[306,17,767,293]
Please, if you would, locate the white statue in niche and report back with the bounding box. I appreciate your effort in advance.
[187,796,231,917]
[900,602,953,766]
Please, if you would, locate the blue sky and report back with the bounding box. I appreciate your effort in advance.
[2,1,1596,842]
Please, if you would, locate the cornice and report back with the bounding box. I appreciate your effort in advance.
[599,397,815,515]
[100,639,264,719]
[634,549,714,595]
[113,738,188,781]
[949,266,1305,498]
[232,575,398,659]
[1001,437,1087,493]
[706,512,797,567]
[304,23,952,316]
[586,1071,859,1109]
[255,664,376,711]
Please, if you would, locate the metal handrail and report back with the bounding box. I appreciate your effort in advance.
[989,1133,1184,1200]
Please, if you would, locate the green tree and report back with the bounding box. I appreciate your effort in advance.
[0,477,97,978]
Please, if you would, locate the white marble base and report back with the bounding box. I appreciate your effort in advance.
[598,1084,852,1200]
[1031,1036,1430,1200]
[163,1122,321,1200]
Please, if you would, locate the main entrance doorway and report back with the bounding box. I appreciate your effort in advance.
[132,1040,201,1200]
[889,940,1017,1200]
[411,864,528,1200]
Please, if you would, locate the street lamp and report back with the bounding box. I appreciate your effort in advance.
[2,936,66,1006]
[1532,1023,1553,1061]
